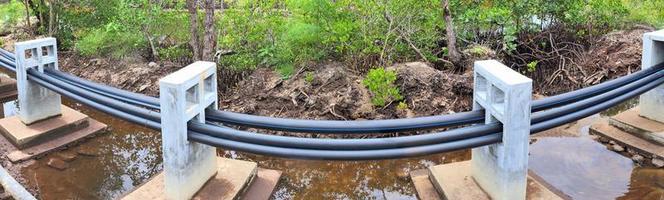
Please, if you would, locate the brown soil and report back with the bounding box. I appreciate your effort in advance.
[529,27,653,95]
[219,62,473,137]
[57,52,181,96]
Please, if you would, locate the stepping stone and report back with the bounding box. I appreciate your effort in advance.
[0,106,88,149]
[609,108,664,145]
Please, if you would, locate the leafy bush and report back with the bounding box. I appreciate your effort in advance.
[0,0,26,30]
[75,22,145,58]
[158,45,192,62]
[362,67,403,107]
[304,72,314,83]
[396,102,408,110]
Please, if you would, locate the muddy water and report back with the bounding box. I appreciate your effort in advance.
[13,98,664,200]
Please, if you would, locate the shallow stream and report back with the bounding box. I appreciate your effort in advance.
[11,98,663,200]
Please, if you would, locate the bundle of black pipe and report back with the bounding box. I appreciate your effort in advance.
[1,48,664,159]
[1,49,663,134]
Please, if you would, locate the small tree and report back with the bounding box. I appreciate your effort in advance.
[186,0,218,61]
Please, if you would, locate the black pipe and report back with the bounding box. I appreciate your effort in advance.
[3,50,664,135]
[189,77,664,160]
[193,70,663,150]
[5,56,663,160]
[203,63,664,133]
[29,54,663,151]
[2,49,664,135]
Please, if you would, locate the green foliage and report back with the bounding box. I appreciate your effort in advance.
[304,72,314,83]
[0,0,26,30]
[158,45,192,61]
[75,22,145,58]
[397,102,408,110]
[623,0,664,29]
[527,61,538,72]
[276,64,294,79]
[5,0,661,70]
[362,68,402,107]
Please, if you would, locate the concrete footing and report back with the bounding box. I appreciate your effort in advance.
[121,157,282,200]
[410,161,564,200]
[590,108,664,160]
[0,105,107,162]
[640,30,664,123]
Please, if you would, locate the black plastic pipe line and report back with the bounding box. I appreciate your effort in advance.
[2,49,663,134]
[203,62,664,133]
[18,63,505,160]
[5,58,662,160]
[23,54,662,151]
[189,76,664,160]
[191,70,663,150]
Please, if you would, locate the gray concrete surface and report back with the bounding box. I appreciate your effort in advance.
[14,38,62,125]
[159,61,219,200]
[640,30,664,123]
[471,60,533,200]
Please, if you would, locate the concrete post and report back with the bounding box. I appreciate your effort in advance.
[640,30,664,123]
[471,60,532,200]
[159,61,218,200]
[14,38,62,124]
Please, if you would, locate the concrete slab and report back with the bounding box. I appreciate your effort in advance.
[609,108,664,145]
[4,118,107,162]
[241,168,283,200]
[0,105,88,149]
[590,119,664,160]
[420,161,564,200]
[122,158,259,200]
[409,169,442,200]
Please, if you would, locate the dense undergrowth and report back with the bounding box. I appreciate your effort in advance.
[1,0,663,77]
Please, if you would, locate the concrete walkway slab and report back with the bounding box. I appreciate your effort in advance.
[609,108,664,145]
[122,158,263,200]
[412,161,564,200]
[3,117,107,162]
[590,119,664,160]
[410,169,442,200]
[0,105,88,149]
[241,168,282,200]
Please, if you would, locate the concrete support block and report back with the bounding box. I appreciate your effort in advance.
[14,38,61,125]
[640,30,664,123]
[159,61,218,200]
[471,60,532,200]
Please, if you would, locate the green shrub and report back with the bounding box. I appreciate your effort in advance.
[158,45,192,61]
[0,0,26,30]
[527,61,538,72]
[304,72,314,83]
[362,67,403,107]
[75,22,145,58]
[396,102,408,110]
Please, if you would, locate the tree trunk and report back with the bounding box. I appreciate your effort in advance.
[47,0,56,36]
[201,0,216,61]
[442,0,461,65]
[22,0,31,27]
[187,0,201,60]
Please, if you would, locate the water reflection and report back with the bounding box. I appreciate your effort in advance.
[530,137,633,199]
[21,101,163,199]
[224,150,469,200]
[14,97,663,200]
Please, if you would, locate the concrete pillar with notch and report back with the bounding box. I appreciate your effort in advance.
[14,37,62,125]
[640,30,664,123]
[471,60,532,200]
[159,61,218,200]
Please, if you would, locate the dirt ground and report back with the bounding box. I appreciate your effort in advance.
[533,27,652,95]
